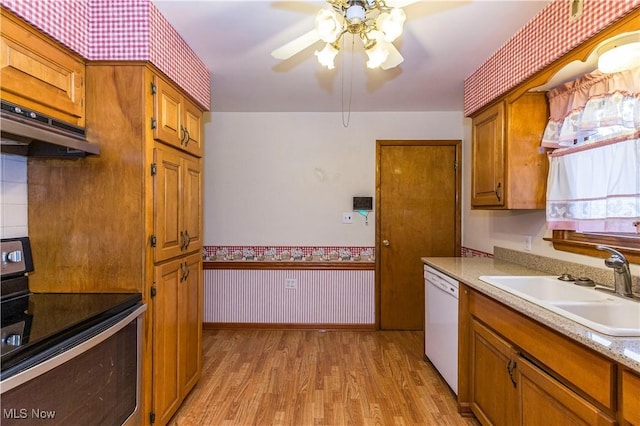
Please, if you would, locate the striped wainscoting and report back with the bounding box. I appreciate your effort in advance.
[204,268,375,328]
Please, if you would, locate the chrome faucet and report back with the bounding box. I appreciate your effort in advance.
[596,245,633,298]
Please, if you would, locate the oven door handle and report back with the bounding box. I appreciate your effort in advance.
[0,304,147,393]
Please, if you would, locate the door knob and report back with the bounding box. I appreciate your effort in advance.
[382,239,390,247]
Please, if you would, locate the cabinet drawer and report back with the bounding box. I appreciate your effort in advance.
[1,9,85,126]
[469,290,616,411]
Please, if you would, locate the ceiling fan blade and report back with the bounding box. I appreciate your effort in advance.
[384,0,419,8]
[385,0,420,7]
[271,30,322,60]
[381,41,404,70]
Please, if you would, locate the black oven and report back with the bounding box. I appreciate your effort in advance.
[1,237,146,425]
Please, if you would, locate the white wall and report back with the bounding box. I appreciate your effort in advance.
[203,111,463,246]
[203,111,636,274]
[0,154,28,238]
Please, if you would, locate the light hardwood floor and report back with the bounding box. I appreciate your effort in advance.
[169,329,478,426]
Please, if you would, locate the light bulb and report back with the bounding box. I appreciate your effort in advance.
[315,43,339,69]
[365,41,389,69]
[315,9,342,43]
[598,42,640,73]
[376,8,406,42]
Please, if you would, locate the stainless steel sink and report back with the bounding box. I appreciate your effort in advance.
[479,275,640,337]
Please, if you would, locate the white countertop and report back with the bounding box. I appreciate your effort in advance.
[422,256,640,373]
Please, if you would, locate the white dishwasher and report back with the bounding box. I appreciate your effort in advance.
[424,265,459,395]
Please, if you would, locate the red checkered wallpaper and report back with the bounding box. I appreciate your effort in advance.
[0,0,210,110]
[464,0,640,117]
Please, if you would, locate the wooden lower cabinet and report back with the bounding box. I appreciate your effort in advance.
[462,285,619,426]
[153,253,202,425]
[517,357,615,426]
[622,369,640,425]
[470,319,518,426]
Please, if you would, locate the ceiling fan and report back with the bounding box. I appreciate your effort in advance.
[271,0,418,70]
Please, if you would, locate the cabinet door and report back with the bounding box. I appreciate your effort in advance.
[179,253,202,396]
[153,259,182,426]
[622,370,640,425]
[154,146,184,263]
[153,75,183,148]
[471,102,505,207]
[183,97,203,157]
[518,357,615,426]
[470,318,519,426]
[183,156,202,253]
[1,8,85,126]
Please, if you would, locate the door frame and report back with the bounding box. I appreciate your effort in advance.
[375,140,462,329]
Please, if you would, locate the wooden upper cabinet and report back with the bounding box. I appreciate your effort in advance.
[153,144,202,263]
[471,102,505,207]
[0,8,85,126]
[471,93,548,209]
[153,74,203,157]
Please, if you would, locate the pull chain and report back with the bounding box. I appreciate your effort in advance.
[341,34,355,128]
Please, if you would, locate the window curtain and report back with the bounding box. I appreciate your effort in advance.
[543,67,640,233]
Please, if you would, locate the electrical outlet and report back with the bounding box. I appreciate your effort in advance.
[285,278,297,289]
[342,212,353,224]
[524,235,532,251]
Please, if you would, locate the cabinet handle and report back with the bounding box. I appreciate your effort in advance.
[180,125,188,145]
[184,129,191,146]
[507,359,517,388]
[184,230,191,249]
[184,262,190,281]
[179,261,186,282]
[180,231,188,251]
[495,182,502,202]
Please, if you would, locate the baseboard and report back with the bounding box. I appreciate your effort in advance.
[203,322,376,331]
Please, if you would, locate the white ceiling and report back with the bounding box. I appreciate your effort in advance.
[152,0,552,112]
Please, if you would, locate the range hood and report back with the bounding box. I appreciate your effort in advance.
[0,100,99,158]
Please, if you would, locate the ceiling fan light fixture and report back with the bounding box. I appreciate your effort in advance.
[597,33,640,74]
[365,40,389,69]
[315,42,340,69]
[376,8,406,42]
[315,9,343,42]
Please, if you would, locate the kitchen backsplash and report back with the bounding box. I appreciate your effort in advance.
[0,154,28,238]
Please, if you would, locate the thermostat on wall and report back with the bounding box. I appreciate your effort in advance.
[353,196,373,211]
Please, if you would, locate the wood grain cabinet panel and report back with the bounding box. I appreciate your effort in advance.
[154,144,202,263]
[622,369,640,425]
[153,75,203,157]
[470,93,548,209]
[0,8,85,126]
[469,319,519,426]
[461,285,618,426]
[28,63,205,425]
[153,253,202,426]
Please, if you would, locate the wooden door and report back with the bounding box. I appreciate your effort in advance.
[153,259,181,425]
[377,141,460,330]
[471,102,505,207]
[154,146,184,263]
[179,253,203,396]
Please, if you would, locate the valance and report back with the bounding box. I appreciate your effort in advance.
[541,67,640,149]
[543,67,640,233]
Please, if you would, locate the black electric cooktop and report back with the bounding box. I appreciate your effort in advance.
[1,292,142,378]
